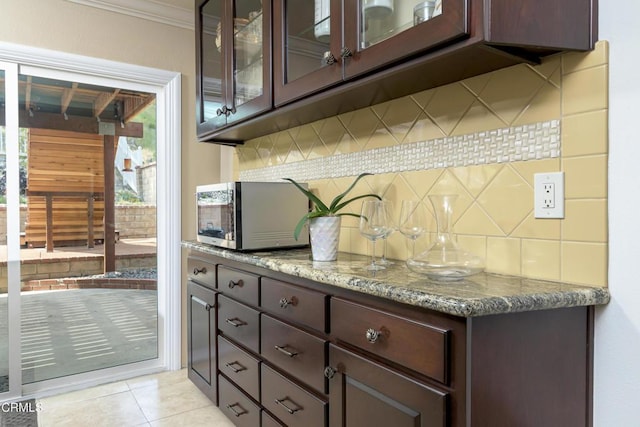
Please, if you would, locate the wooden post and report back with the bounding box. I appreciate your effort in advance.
[87,195,94,249]
[103,135,116,272]
[45,194,53,253]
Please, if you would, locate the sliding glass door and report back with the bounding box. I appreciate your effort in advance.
[0,44,181,400]
[0,60,21,400]
[17,72,159,384]
[0,67,8,395]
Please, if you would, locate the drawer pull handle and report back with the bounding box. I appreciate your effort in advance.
[193,267,207,275]
[226,402,247,417]
[274,345,299,357]
[365,328,382,343]
[225,317,247,327]
[228,280,243,289]
[191,295,213,311]
[274,397,302,415]
[224,361,246,373]
[279,296,297,309]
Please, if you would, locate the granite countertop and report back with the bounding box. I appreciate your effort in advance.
[183,241,610,317]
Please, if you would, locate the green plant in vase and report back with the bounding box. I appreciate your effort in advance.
[283,173,381,261]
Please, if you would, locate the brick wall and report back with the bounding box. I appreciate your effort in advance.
[0,253,157,292]
[115,204,157,238]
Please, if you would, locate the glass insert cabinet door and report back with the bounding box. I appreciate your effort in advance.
[232,0,265,110]
[359,0,444,49]
[197,0,226,133]
[197,0,272,137]
[273,0,343,106]
[343,0,468,79]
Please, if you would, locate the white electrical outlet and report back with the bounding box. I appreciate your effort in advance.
[534,172,564,218]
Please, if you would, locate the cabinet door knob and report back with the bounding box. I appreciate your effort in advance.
[274,344,299,357]
[216,106,227,116]
[365,328,382,343]
[340,47,353,58]
[193,267,207,275]
[228,280,243,289]
[226,403,247,417]
[324,366,337,379]
[227,106,236,116]
[279,296,297,309]
[323,51,337,65]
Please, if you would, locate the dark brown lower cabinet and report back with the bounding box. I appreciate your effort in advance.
[327,344,448,427]
[186,280,217,403]
[186,250,595,427]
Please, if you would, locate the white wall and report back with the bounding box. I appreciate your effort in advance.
[0,0,221,244]
[595,1,640,425]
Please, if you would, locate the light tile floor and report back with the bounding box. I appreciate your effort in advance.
[36,369,235,427]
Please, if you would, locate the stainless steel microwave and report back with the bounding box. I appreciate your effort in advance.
[196,182,310,250]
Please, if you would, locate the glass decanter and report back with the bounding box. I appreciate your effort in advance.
[407,194,484,280]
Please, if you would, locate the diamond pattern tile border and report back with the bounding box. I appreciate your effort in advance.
[239,120,560,182]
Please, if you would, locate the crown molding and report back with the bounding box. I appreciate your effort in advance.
[65,0,193,30]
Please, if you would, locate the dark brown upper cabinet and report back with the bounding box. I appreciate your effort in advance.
[197,0,597,145]
[274,0,469,106]
[196,0,272,144]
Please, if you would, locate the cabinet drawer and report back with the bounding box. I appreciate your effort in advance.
[261,364,327,427]
[218,265,259,306]
[218,335,260,401]
[261,277,327,332]
[218,295,260,354]
[187,256,216,289]
[331,297,450,384]
[261,314,327,394]
[218,375,260,427]
[262,411,284,427]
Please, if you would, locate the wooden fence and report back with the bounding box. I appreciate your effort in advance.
[25,129,106,248]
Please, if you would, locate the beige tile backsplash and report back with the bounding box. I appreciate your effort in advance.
[234,41,609,287]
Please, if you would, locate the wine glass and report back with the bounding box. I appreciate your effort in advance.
[359,200,391,271]
[399,200,427,259]
[378,201,396,265]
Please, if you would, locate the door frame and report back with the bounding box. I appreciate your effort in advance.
[0,41,182,399]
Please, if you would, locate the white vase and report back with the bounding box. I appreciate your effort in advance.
[309,216,341,262]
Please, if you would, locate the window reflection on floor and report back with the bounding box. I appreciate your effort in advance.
[20,288,157,383]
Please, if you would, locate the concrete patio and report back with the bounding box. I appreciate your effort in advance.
[0,287,158,388]
[0,238,159,389]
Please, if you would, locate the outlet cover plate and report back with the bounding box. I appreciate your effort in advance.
[534,172,564,218]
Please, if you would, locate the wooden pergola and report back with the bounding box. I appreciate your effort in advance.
[0,75,155,272]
